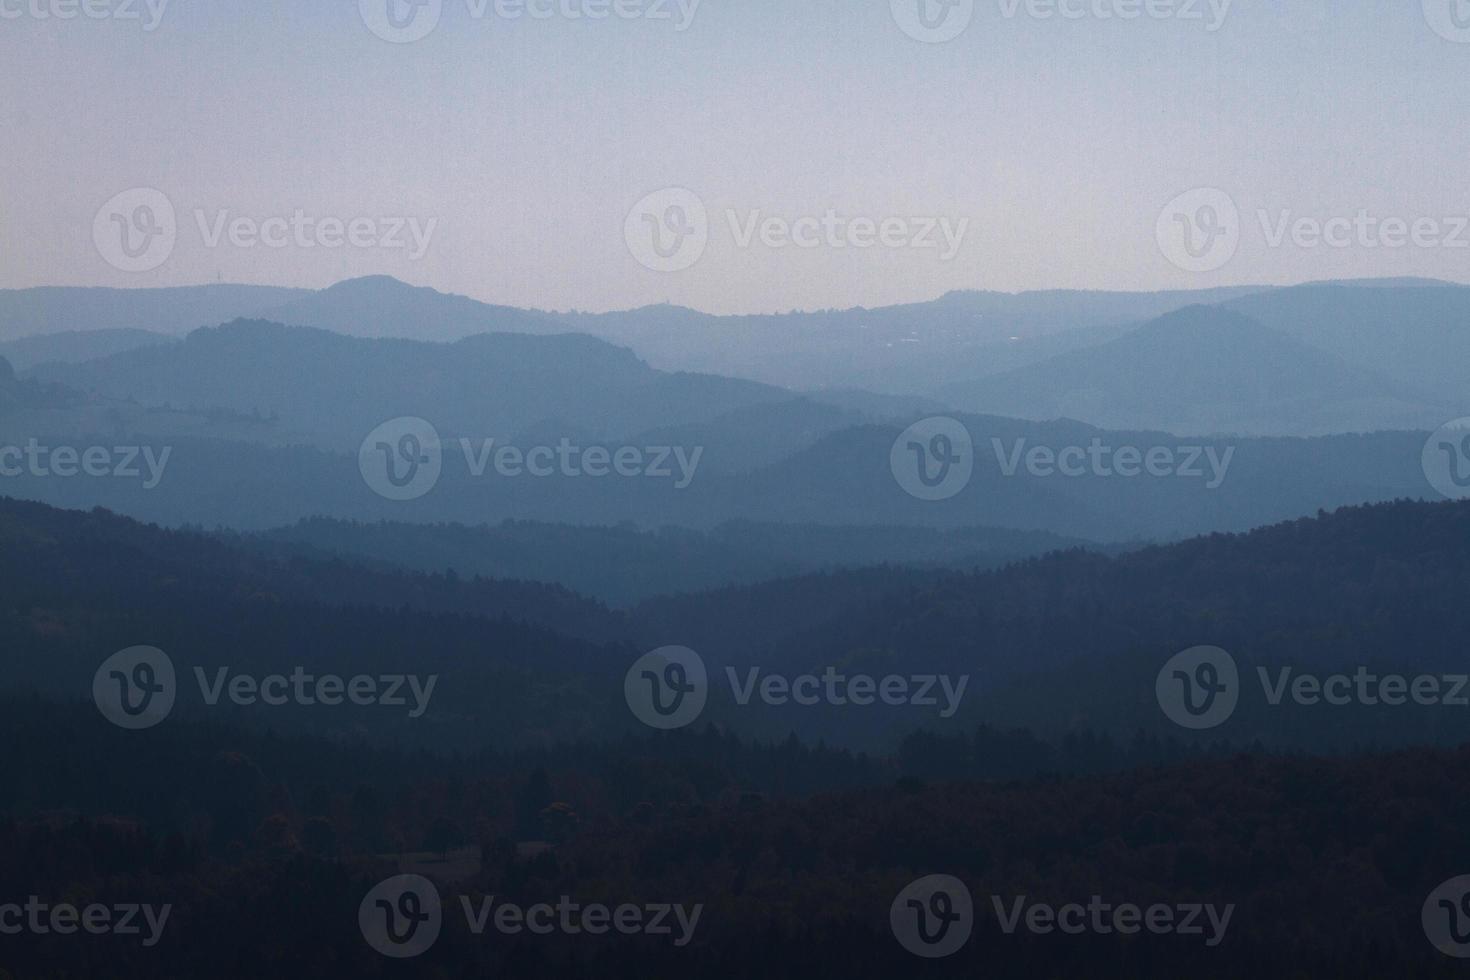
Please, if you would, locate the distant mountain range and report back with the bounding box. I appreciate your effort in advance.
[0,275,1462,547]
[0,328,176,370]
[30,318,796,451]
[936,305,1454,435]
[0,406,1440,542]
[0,283,306,340]
[1221,282,1470,399]
[551,284,1274,390]
[258,276,562,343]
[5,275,1465,439]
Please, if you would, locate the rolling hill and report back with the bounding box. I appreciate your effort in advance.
[936,306,1457,435]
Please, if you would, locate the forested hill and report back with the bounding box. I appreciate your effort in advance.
[3,495,1469,751]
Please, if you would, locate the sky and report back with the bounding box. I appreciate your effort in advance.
[2,0,1469,314]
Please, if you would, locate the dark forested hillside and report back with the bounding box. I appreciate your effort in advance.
[3,494,1470,755]
[3,693,1468,978]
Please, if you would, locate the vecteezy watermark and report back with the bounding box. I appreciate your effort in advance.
[891,417,975,502]
[1156,646,1238,730]
[461,896,702,946]
[726,210,969,261]
[360,876,442,959]
[0,0,169,30]
[891,875,974,958]
[194,667,437,718]
[94,188,176,273]
[1423,417,1470,501]
[359,0,700,44]
[992,437,1234,488]
[358,875,703,958]
[996,0,1230,29]
[625,646,708,730]
[624,648,967,729]
[1156,188,1240,273]
[93,188,436,273]
[359,417,443,501]
[194,209,436,259]
[1160,188,1470,273]
[93,647,438,729]
[0,898,171,947]
[890,876,1232,957]
[1422,0,1470,44]
[1424,876,1470,958]
[891,418,1236,501]
[990,895,1233,947]
[623,189,970,273]
[1157,646,1470,730]
[93,646,176,730]
[359,417,704,502]
[0,440,172,489]
[624,188,708,273]
[891,0,975,43]
[891,0,1229,43]
[727,667,970,718]
[1257,209,1470,251]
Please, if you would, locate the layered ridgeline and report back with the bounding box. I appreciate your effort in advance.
[1,277,1267,385]
[8,276,1467,427]
[3,495,1468,754]
[0,276,1462,541]
[0,406,1441,538]
[0,317,1448,537]
[934,305,1456,435]
[237,517,1091,607]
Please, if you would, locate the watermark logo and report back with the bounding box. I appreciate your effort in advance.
[993,895,1233,946]
[461,896,702,944]
[193,210,436,259]
[1165,193,1470,270]
[360,417,443,502]
[1158,651,1470,729]
[94,188,175,273]
[626,188,708,273]
[360,0,442,42]
[891,417,974,501]
[361,0,700,40]
[993,438,1233,488]
[625,646,707,730]
[0,440,172,488]
[891,875,974,958]
[997,0,1230,29]
[95,650,436,727]
[95,190,435,271]
[0,0,170,30]
[727,210,969,260]
[93,646,176,730]
[1423,417,1470,501]
[359,420,704,500]
[457,437,702,487]
[1156,645,1238,730]
[0,899,171,946]
[727,667,969,717]
[1425,876,1470,957]
[1423,0,1470,43]
[1258,209,1470,251]
[1157,188,1239,273]
[626,190,967,270]
[891,0,974,43]
[361,875,442,958]
[195,667,437,717]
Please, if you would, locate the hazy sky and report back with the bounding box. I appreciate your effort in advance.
[2,0,1468,313]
